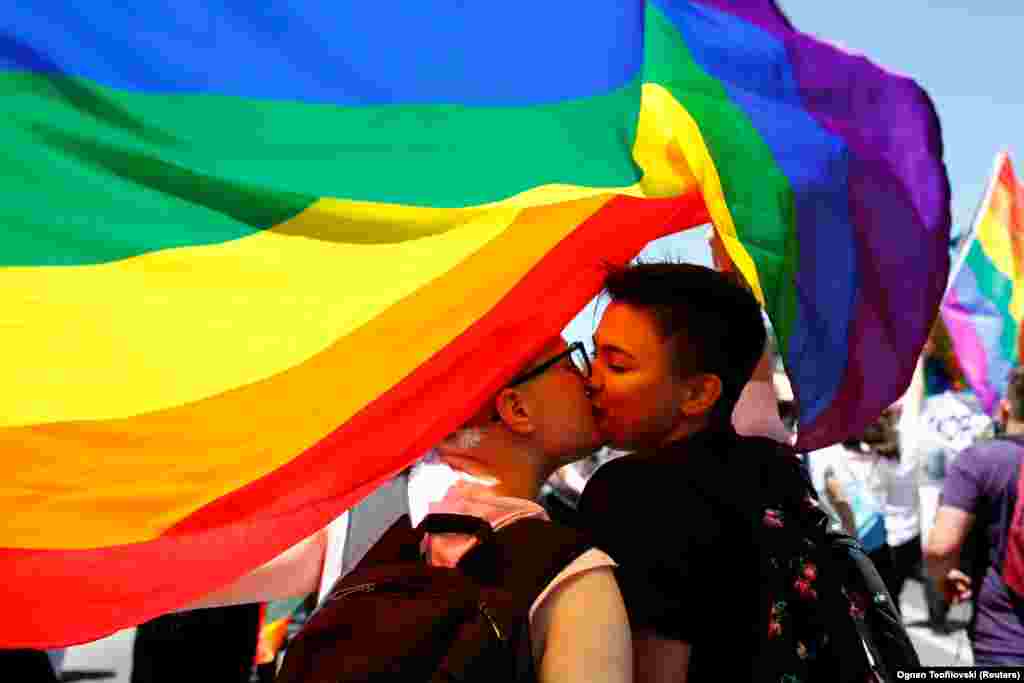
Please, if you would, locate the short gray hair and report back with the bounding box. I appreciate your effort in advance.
[441,426,483,450]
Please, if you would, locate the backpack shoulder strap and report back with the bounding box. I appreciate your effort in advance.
[454,518,594,681]
[459,518,593,602]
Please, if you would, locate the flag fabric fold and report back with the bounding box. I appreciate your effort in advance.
[3,0,949,647]
[942,151,1024,413]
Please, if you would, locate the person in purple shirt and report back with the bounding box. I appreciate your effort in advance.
[925,365,1024,666]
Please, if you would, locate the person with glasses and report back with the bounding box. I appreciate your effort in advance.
[181,337,631,683]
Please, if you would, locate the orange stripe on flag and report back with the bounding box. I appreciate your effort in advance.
[2,191,708,648]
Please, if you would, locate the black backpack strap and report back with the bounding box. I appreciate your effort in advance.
[461,517,593,595]
[454,518,594,681]
[418,512,496,545]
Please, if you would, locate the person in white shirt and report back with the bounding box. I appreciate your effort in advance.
[809,391,947,625]
[807,436,892,562]
[186,337,631,683]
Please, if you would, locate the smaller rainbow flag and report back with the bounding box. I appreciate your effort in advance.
[255,598,305,668]
[942,151,1024,413]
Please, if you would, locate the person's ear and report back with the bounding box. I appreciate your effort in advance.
[680,374,722,417]
[494,388,535,435]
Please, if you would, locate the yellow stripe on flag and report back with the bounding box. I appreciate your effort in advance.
[638,83,765,303]
[2,81,724,431]
[2,196,609,548]
[976,179,1024,322]
[2,187,639,429]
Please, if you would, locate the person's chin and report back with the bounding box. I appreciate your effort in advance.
[593,422,622,449]
[599,430,636,452]
[573,430,606,457]
[588,432,608,452]
[591,411,612,441]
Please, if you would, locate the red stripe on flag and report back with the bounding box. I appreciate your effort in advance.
[2,192,708,648]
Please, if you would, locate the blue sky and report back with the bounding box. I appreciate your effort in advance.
[565,2,1022,343]
[779,0,1023,238]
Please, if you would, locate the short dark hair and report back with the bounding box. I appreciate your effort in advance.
[1007,366,1024,421]
[603,262,767,424]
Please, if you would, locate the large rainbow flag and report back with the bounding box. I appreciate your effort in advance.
[942,151,1024,413]
[4,1,949,647]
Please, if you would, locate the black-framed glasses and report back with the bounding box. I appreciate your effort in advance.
[507,341,591,387]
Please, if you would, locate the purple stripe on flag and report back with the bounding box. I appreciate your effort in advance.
[801,157,950,448]
[658,0,856,428]
[781,17,950,450]
[685,1,950,449]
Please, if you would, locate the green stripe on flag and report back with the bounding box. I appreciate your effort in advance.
[965,243,1018,361]
[1,70,642,266]
[643,5,797,350]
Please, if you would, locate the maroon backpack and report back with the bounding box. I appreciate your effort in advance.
[276,513,591,683]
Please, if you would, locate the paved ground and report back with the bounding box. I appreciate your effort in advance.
[900,577,974,666]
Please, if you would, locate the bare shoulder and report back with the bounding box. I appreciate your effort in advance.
[531,566,631,683]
